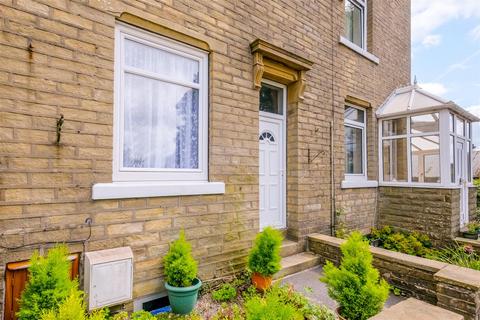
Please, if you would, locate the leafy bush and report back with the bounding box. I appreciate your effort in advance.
[211,303,244,320]
[244,292,303,320]
[212,284,237,302]
[321,232,389,320]
[40,289,109,320]
[267,285,335,320]
[427,244,480,270]
[17,245,77,320]
[247,227,282,276]
[465,222,480,233]
[164,230,198,287]
[370,226,432,257]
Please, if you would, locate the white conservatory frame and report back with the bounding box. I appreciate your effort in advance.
[377,84,479,189]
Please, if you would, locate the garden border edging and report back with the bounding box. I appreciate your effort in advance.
[308,233,480,320]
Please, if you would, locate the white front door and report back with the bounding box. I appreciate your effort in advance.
[456,140,469,227]
[259,81,286,230]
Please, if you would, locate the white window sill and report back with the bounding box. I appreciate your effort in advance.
[379,182,463,189]
[339,36,380,65]
[341,180,378,189]
[92,181,225,200]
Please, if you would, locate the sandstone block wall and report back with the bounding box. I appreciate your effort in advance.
[0,0,410,314]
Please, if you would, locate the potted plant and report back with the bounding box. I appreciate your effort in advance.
[321,232,389,320]
[247,227,283,291]
[163,230,201,314]
[462,222,480,240]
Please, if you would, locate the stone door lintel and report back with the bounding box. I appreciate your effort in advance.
[250,39,313,103]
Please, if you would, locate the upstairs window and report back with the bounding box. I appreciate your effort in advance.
[344,0,366,48]
[344,105,367,181]
[114,23,209,182]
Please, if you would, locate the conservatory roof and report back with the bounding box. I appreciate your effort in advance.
[376,84,480,122]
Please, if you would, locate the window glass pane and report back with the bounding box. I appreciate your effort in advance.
[382,118,407,136]
[411,135,440,183]
[259,83,283,114]
[345,125,363,174]
[124,39,200,84]
[410,113,439,134]
[344,0,363,47]
[345,106,364,123]
[468,142,472,182]
[449,113,454,132]
[466,122,471,139]
[450,135,455,183]
[382,138,408,182]
[123,73,199,169]
[456,117,465,136]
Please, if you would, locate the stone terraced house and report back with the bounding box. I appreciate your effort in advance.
[0,0,478,318]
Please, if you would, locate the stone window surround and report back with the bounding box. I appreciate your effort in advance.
[92,13,225,200]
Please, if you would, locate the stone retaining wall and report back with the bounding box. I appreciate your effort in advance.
[308,234,480,320]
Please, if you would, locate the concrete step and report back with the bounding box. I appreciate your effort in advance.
[370,298,463,320]
[280,239,303,257]
[274,252,321,280]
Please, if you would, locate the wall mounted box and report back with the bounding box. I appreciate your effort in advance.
[84,246,133,310]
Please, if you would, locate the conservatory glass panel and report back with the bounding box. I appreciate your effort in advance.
[468,142,472,182]
[466,122,471,139]
[382,139,408,182]
[382,118,407,136]
[410,113,439,134]
[450,135,455,183]
[411,135,440,183]
[449,113,454,133]
[456,118,465,136]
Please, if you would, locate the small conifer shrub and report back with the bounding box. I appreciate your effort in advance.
[247,227,283,277]
[163,230,198,287]
[321,232,389,320]
[17,245,77,320]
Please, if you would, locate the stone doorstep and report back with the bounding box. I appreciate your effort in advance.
[280,239,304,257]
[274,252,321,280]
[369,298,464,320]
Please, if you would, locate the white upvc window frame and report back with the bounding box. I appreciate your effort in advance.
[92,23,225,200]
[344,0,367,50]
[113,23,209,182]
[378,110,472,189]
[449,112,473,184]
[344,104,368,182]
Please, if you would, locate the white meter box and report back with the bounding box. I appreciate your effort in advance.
[84,247,133,310]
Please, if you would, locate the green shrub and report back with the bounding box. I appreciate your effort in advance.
[370,226,431,257]
[212,284,237,302]
[267,285,335,320]
[39,289,108,320]
[244,292,303,320]
[211,303,244,320]
[164,230,198,287]
[321,232,389,320]
[247,227,283,277]
[427,244,480,270]
[17,245,77,320]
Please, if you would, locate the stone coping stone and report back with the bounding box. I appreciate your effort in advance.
[308,234,448,272]
[369,298,464,320]
[434,265,480,290]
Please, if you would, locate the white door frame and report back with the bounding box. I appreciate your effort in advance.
[259,79,287,230]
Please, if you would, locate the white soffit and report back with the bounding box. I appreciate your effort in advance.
[377,84,480,122]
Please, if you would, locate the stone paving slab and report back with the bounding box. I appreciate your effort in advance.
[280,266,404,311]
[370,298,464,320]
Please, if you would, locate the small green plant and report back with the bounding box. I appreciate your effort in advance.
[247,227,282,277]
[39,289,108,320]
[321,232,389,320]
[370,226,432,257]
[466,222,480,233]
[156,313,202,320]
[212,283,237,302]
[163,230,198,287]
[244,292,303,320]
[17,245,77,320]
[211,303,244,320]
[427,244,480,271]
[389,285,401,296]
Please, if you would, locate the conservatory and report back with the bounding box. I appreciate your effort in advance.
[376,84,479,238]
